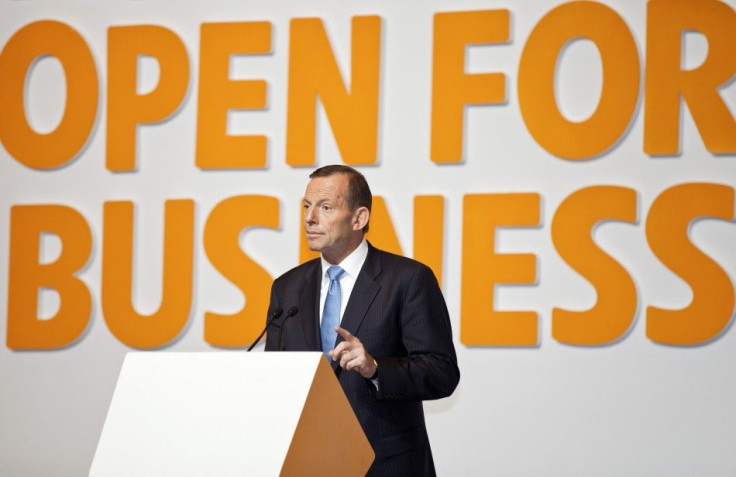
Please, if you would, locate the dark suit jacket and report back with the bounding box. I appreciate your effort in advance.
[265,243,460,476]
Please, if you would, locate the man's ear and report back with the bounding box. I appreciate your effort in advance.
[353,207,370,231]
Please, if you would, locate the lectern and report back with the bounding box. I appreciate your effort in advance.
[89,352,374,476]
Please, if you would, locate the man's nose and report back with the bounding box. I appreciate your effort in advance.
[305,207,315,224]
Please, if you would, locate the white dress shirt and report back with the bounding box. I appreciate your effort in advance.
[319,239,379,387]
[319,238,369,325]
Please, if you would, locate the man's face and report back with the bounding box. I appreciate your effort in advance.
[303,173,362,264]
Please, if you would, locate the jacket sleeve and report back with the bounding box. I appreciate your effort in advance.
[264,281,282,351]
[372,265,460,402]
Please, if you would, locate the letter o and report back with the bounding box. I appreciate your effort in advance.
[0,21,98,169]
[518,1,640,160]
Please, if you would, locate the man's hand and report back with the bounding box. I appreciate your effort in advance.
[329,327,377,379]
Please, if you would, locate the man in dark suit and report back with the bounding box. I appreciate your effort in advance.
[265,165,459,476]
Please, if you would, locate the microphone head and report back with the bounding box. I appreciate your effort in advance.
[271,307,284,318]
[286,306,299,317]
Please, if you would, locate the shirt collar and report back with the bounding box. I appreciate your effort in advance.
[321,238,368,280]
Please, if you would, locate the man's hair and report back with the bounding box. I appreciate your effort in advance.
[310,165,372,233]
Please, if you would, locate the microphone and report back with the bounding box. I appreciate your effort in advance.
[277,307,299,350]
[246,307,283,351]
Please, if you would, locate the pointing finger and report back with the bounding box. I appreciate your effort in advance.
[335,326,356,341]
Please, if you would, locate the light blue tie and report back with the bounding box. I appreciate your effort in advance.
[321,265,345,360]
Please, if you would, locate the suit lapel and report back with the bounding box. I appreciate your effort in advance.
[335,244,382,349]
[297,260,321,351]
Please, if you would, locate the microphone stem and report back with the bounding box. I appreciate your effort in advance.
[246,309,282,351]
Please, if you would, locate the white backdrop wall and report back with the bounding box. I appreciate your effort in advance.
[1,0,736,475]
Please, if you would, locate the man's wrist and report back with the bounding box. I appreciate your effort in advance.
[369,358,378,380]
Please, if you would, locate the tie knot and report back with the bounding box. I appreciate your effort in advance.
[327,265,345,281]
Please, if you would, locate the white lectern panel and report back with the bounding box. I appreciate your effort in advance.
[90,352,322,476]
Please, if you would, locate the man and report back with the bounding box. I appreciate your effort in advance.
[265,165,459,476]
